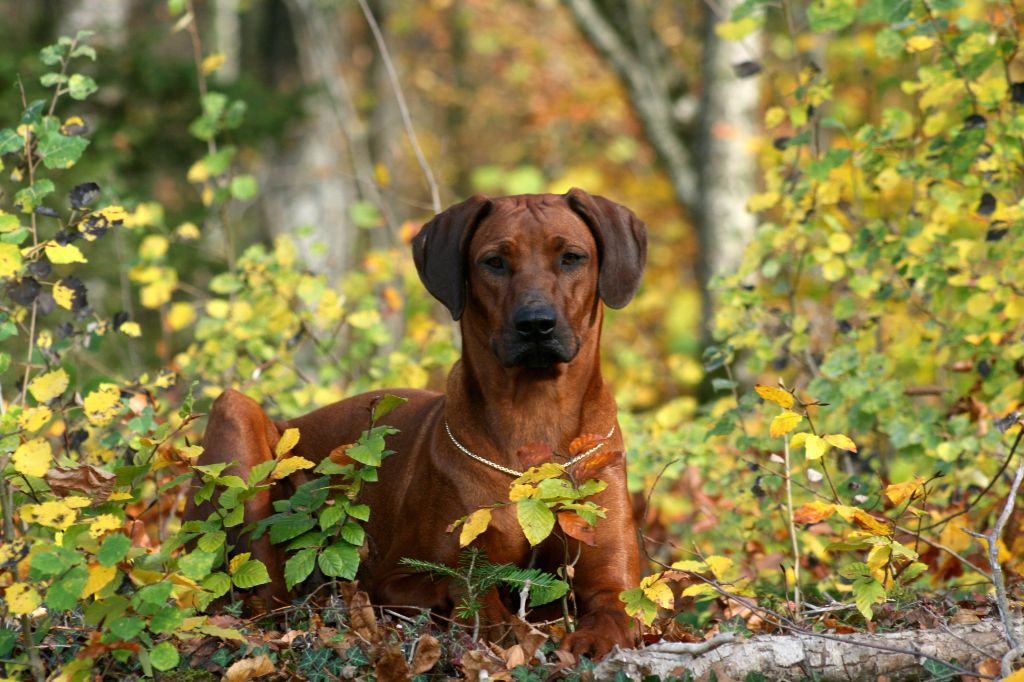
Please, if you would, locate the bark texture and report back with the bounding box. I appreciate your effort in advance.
[596,617,1024,681]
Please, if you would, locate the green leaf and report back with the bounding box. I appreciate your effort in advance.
[528,578,569,607]
[345,441,381,466]
[229,174,258,200]
[40,44,64,66]
[852,576,886,620]
[347,504,371,522]
[39,123,90,169]
[67,74,97,100]
[0,628,17,658]
[149,607,185,634]
[223,504,244,527]
[232,559,271,589]
[108,615,145,641]
[46,565,88,611]
[0,129,24,154]
[620,587,658,625]
[318,542,359,579]
[807,0,856,32]
[30,547,76,577]
[14,179,56,212]
[372,394,408,422]
[149,641,180,671]
[70,44,97,61]
[133,582,173,607]
[516,498,555,546]
[350,201,382,228]
[201,572,231,599]
[319,505,345,531]
[340,522,365,546]
[98,534,131,567]
[284,548,317,590]
[179,549,217,580]
[197,531,227,553]
[269,514,317,544]
[0,214,19,232]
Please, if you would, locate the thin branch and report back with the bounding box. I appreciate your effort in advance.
[357,0,441,214]
[782,437,802,621]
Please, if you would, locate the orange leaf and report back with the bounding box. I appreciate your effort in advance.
[755,384,795,409]
[572,449,622,481]
[792,500,837,524]
[568,433,609,457]
[557,511,596,546]
[883,477,925,505]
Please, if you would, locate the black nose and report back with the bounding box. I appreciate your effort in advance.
[514,304,557,340]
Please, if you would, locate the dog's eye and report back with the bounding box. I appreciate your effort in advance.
[561,252,585,269]
[482,256,506,272]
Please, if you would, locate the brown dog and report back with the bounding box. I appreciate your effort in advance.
[184,188,646,658]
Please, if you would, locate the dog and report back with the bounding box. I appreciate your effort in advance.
[184,188,646,658]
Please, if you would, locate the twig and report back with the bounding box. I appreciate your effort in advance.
[964,439,1024,677]
[356,0,441,214]
[782,436,801,621]
[517,579,531,620]
[645,630,740,654]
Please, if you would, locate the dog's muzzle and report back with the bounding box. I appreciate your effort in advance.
[500,303,576,368]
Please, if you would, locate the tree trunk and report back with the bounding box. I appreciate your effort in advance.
[694,0,761,342]
[596,616,1023,681]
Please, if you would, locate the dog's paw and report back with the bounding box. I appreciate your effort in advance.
[559,608,635,660]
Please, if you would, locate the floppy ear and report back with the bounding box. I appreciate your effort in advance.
[565,187,647,309]
[412,195,493,320]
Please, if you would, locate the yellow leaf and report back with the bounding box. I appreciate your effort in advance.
[906,35,935,52]
[186,159,208,183]
[755,384,794,409]
[640,574,675,609]
[714,15,761,41]
[44,242,87,264]
[1003,670,1024,682]
[508,483,535,501]
[704,555,734,580]
[669,559,708,572]
[764,106,786,129]
[119,321,142,337]
[12,438,52,478]
[347,309,380,330]
[459,508,492,547]
[17,406,52,432]
[803,434,828,460]
[681,583,719,599]
[89,514,122,539]
[176,222,201,240]
[966,292,992,319]
[201,52,226,75]
[168,302,196,330]
[270,456,314,480]
[83,564,118,598]
[229,553,251,575]
[5,583,41,615]
[883,477,925,505]
[513,462,566,485]
[139,235,169,261]
[827,232,852,254]
[790,432,809,449]
[64,496,92,509]
[0,242,22,278]
[20,500,78,530]
[769,411,803,438]
[746,192,780,212]
[275,427,300,457]
[823,434,857,452]
[28,368,69,403]
[84,383,122,426]
[841,508,892,536]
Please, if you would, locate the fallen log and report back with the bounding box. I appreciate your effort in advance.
[595,616,1023,681]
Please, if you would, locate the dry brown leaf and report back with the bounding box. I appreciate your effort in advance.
[45,464,116,501]
[374,644,410,682]
[346,589,380,643]
[409,634,440,675]
[461,649,504,682]
[222,654,275,682]
[511,617,548,661]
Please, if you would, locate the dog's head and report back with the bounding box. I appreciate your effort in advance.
[412,189,646,370]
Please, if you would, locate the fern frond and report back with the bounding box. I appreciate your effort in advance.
[399,556,461,580]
